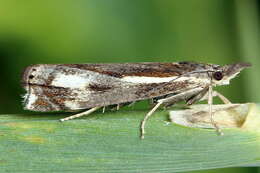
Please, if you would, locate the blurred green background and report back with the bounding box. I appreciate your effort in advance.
[0,0,259,172]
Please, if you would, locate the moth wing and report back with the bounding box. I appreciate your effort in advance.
[23,64,204,111]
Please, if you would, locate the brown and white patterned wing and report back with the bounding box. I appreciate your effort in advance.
[21,63,208,111]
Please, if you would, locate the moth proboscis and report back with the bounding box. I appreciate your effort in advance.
[21,62,251,138]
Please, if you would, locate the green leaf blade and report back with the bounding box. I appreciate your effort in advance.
[0,104,260,172]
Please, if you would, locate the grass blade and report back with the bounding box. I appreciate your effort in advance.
[0,104,260,172]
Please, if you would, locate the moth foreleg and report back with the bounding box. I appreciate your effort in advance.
[200,91,231,104]
[60,107,101,122]
[213,91,231,104]
[208,86,223,136]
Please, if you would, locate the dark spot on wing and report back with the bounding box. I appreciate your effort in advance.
[89,83,112,92]
[102,71,122,78]
[46,75,55,85]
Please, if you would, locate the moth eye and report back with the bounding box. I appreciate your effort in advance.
[213,71,223,80]
[29,75,34,79]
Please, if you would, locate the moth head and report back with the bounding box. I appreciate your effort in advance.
[211,62,251,86]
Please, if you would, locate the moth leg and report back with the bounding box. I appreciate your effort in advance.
[208,86,223,136]
[140,101,163,139]
[151,94,174,107]
[60,107,101,122]
[149,98,155,106]
[186,87,209,105]
[213,91,231,104]
[140,88,203,139]
[127,101,136,107]
[110,102,133,111]
[102,106,106,113]
[200,91,231,104]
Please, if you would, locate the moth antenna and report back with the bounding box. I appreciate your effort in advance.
[168,69,215,83]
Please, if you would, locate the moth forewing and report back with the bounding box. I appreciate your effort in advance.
[21,62,251,138]
[21,63,204,112]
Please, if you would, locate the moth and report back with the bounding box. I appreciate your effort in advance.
[21,62,251,138]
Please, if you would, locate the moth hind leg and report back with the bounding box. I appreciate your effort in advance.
[60,107,101,122]
[141,97,180,139]
[140,101,163,139]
